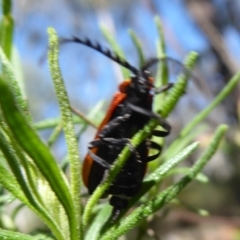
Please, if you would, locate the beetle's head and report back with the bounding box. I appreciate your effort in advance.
[127,58,159,96]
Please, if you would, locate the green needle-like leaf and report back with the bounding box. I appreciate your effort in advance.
[154,16,170,114]
[0,0,13,59]
[85,205,112,240]
[47,27,82,239]
[0,76,74,239]
[0,162,65,240]
[0,47,32,123]
[128,29,145,67]
[163,71,240,159]
[0,229,37,240]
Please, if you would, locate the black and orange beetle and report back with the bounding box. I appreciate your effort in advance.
[61,37,173,219]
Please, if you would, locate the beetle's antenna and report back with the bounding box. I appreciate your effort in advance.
[60,37,139,74]
[141,58,160,71]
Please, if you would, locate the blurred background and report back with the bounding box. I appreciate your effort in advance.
[5,0,240,239]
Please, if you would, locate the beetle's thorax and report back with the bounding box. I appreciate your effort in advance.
[120,71,153,106]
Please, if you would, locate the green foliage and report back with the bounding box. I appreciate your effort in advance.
[48,28,82,239]
[0,6,239,240]
[0,0,13,59]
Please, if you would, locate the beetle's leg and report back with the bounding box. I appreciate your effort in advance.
[145,123,172,162]
[98,113,131,138]
[87,142,111,169]
[152,129,170,137]
[88,137,141,167]
[91,137,141,160]
[89,138,130,149]
[146,140,162,162]
[88,151,111,168]
[127,103,171,134]
[154,82,173,94]
[145,128,171,162]
[99,138,141,163]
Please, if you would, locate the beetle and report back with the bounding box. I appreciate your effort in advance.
[61,37,173,219]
